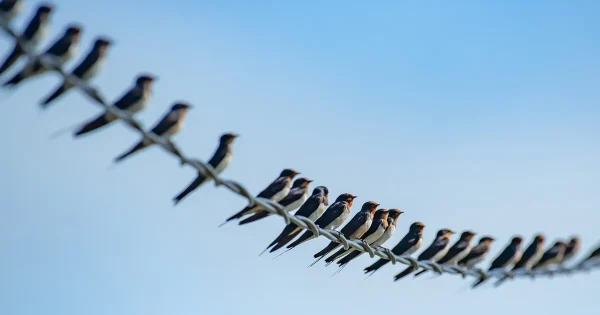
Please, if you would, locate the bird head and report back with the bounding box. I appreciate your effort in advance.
[171,102,193,112]
[388,209,404,220]
[479,236,495,244]
[511,236,524,245]
[460,230,477,241]
[94,37,113,51]
[220,132,239,144]
[292,177,313,188]
[362,201,380,215]
[135,74,157,89]
[410,221,425,233]
[65,24,82,40]
[438,228,455,238]
[280,168,300,179]
[37,4,53,19]
[374,209,389,221]
[534,234,545,243]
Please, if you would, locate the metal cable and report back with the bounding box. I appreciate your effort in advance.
[2,6,599,285]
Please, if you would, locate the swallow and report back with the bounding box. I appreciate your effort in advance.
[322,209,389,265]
[264,186,329,254]
[239,177,313,225]
[414,230,476,278]
[40,37,112,107]
[494,234,545,286]
[560,236,580,264]
[580,245,600,265]
[334,209,404,268]
[458,236,495,268]
[73,74,156,136]
[0,0,23,25]
[532,241,567,270]
[0,4,52,76]
[282,193,357,251]
[113,102,192,163]
[220,169,300,225]
[3,24,82,87]
[172,133,239,204]
[364,222,425,275]
[310,201,379,264]
[394,228,455,281]
[471,236,523,288]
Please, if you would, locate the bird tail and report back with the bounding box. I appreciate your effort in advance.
[471,277,486,288]
[394,266,416,281]
[239,210,271,225]
[3,71,24,87]
[337,250,362,266]
[40,82,73,107]
[224,205,255,223]
[286,230,315,250]
[114,141,147,163]
[74,114,113,137]
[325,247,350,264]
[173,175,206,205]
[364,259,389,274]
[313,241,341,259]
[0,45,23,76]
[413,269,428,278]
[269,229,302,253]
[493,275,508,287]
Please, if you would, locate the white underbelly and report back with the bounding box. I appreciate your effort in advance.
[308,203,327,221]
[448,247,471,265]
[214,154,231,173]
[271,185,290,202]
[284,193,308,212]
[325,210,349,230]
[364,225,386,244]
[430,244,450,262]
[372,225,395,247]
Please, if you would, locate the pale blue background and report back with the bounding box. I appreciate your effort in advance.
[1,1,599,314]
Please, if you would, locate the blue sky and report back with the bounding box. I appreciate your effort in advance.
[1,1,599,314]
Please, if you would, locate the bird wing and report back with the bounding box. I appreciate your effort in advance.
[46,36,70,56]
[277,187,304,207]
[313,202,346,228]
[256,176,289,199]
[114,87,143,110]
[150,110,180,136]
[458,243,487,265]
[513,243,536,269]
[72,50,99,77]
[489,244,515,270]
[339,211,367,238]
[293,194,322,218]
[418,237,448,260]
[438,240,467,264]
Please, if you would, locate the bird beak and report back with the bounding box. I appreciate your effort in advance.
[233,133,240,138]
[307,179,314,183]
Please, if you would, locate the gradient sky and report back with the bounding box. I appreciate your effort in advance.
[1,1,599,315]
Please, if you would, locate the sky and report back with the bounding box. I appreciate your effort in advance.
[1,0,599,314]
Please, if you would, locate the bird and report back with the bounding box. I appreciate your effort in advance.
[324,209,389,265]
[493,234,545,286]
[458,236,495,268]
[0,3,52,76]
[263,186,329,254]
[172,133,239,204]
[364,221,425,275]
[113,102,192,163]
[471,236,523,288]
[238,177,313,225]
[0,0,23,26]
[334,209,403,268]
[394,228,455,281]
[282,193,358,252]
[532,241,568,270]
[309,201,379,265]
[40,37,112,107]
[220,169,301,226]
[560,236,580,264]
[3,24,82,87]
[73,74,156,137]
[413,230,476,278]
[579,245,600,266]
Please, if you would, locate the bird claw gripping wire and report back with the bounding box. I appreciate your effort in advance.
[449,265,468,278]
[333,231,350,250]
[384,248,398,265]
[360,239,376,258]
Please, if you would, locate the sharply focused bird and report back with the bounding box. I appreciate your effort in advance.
[472,236,523,288]
[172,133,239,204]
[494,234,545,286]
[220,169,300,226]
[113,102,192,163]
[458,236,495,268]
[364,221,424,275]
[394,228,455,281]
[413,230,476,277]
[238,177,313,225]
[40,37,112,107]
[73,74,156,137]
[532,241,567,270]
[3,24,81,87]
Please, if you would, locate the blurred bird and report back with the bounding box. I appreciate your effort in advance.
[113,102,192,163]
[494,234,545,287]
[40,37,112,107]
[532,241,567,270]
[458,236,495,268]
[239,177,313,225]
[220,169,300,226]
[364,222,424,275]
[414,230,476,278]
[172,133,239,204]
[263,186,329,254]
[579,245,600,266]
[0,0,23,24]
[394,228,455,281]
[472,236,523,288]
[560,236,580,264]
[3,24,81,87]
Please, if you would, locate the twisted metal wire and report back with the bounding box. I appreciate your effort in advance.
[1,6,599,285]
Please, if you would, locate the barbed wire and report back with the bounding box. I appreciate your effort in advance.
[1,3,599,287]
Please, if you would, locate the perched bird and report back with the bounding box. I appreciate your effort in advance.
[458,236,495,268]
[471,236,523,288]
[283,193,357,251]
[579,245,600,265]
[335,209,404,267]
[322,209,389,265]
[172,133,239,204]
[532,241,567,270]
[364,222,425,275]
[220,169,300,226]
[561,236,580,264]
[0,0,23,25]
[309,201,379,264]
[40,37,112,107]
[73,74,156,136]
[0,3,52,76]
[494,234,545,286]
[239,177,313,225]
[394,229,455,281]
[414,230,476,277]
[264,186,329,254]
[4,24,82,87]
[113,102,192,163]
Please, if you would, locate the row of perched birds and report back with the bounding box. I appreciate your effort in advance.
[2,1,599,287]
